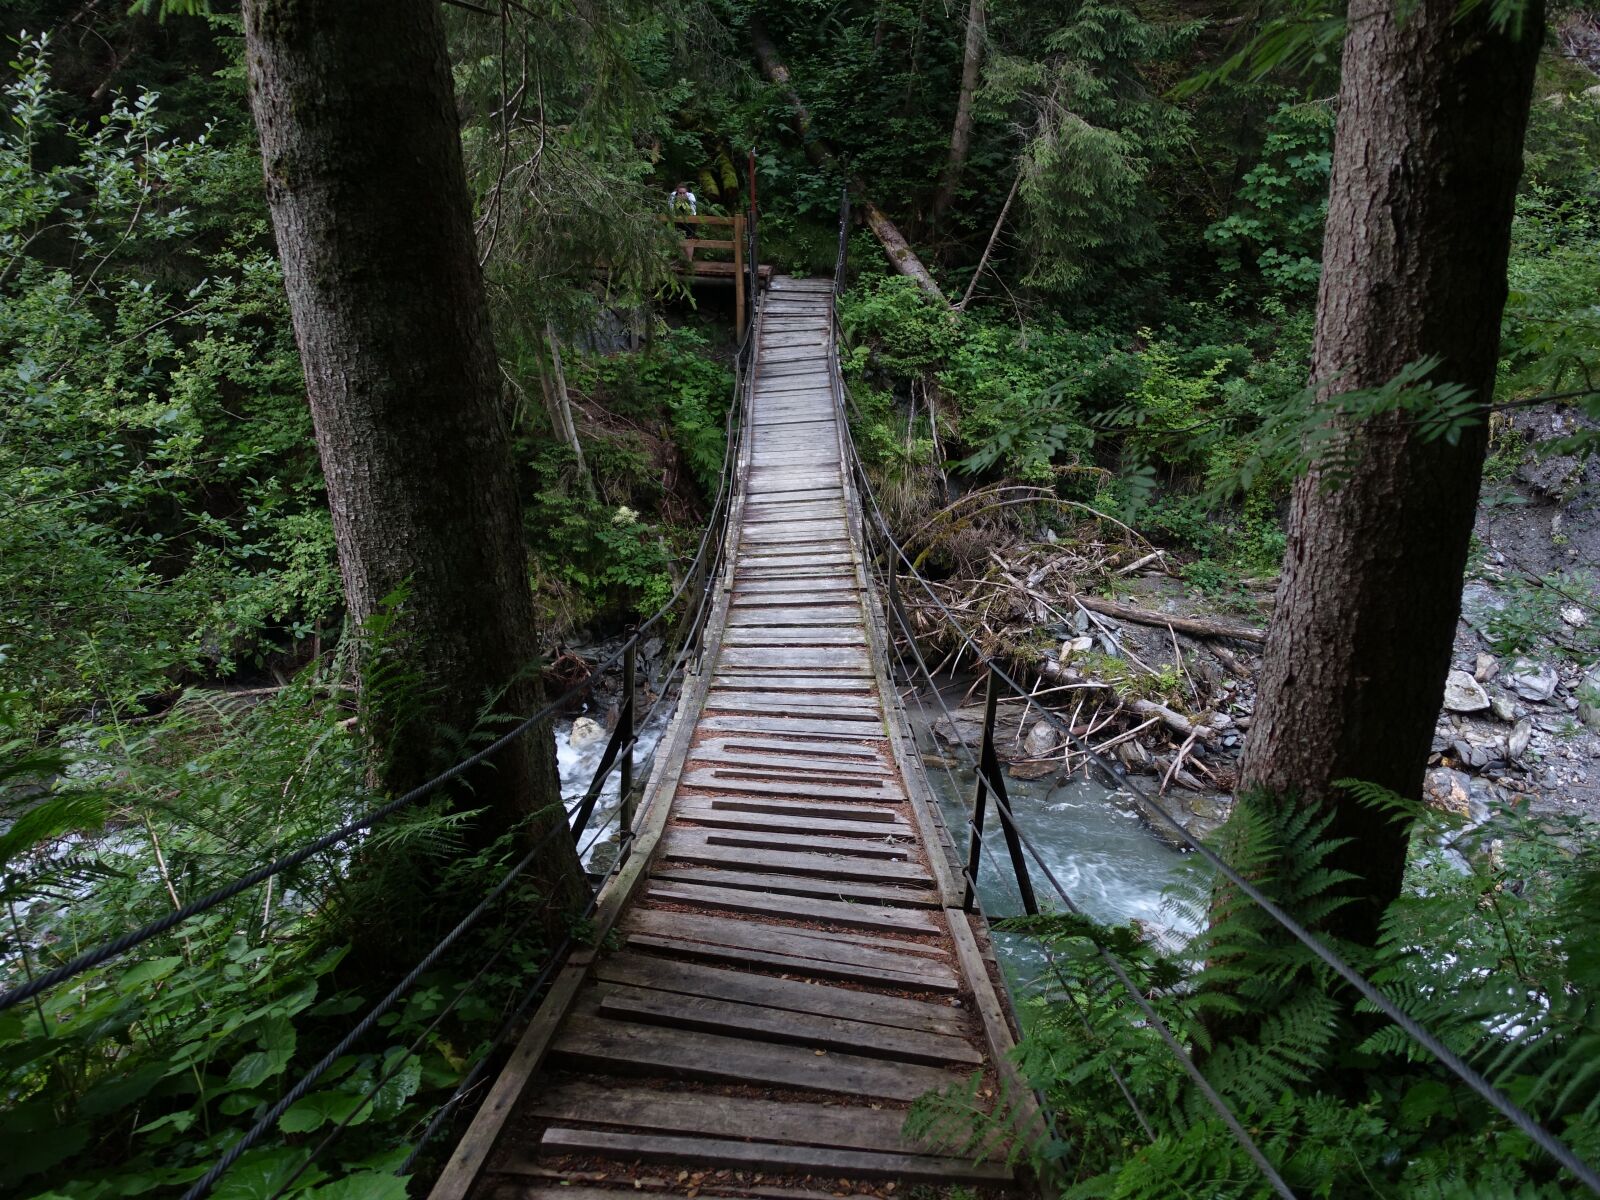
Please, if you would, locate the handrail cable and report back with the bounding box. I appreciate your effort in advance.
[179,801,590,1200]
[881,577,1274,1189]
[830,311,1600,1193]
[0,336,752,1017]
[271,798,633,1200]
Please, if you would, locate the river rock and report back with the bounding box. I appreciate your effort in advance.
[1489,693,1517,722]
[1508,717,1534,762]
[1058,635,1094,661]
[1117,739,1154,772]
[1506,659,1559,703]
[568,715,606,750]
[1443,670,1491,713]
[1451,740,1488,770]
[1561,605,1588,629]
[1580,667,1600,731]
[1023,719,1058,757]
[1474,652,1499,682]
[1425,767,1473,817]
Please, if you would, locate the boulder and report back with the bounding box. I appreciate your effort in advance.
[1508,718,1534,762]
[568,715,606,750]
[1425,767,1473,817]
[1023,718,1058,758]
[1443,669,1491,713]
[1506,659,1559,703]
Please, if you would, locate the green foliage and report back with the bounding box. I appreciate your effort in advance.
[1,659,564,1198]
[0,38,337,733]
[927,791,1600,1197]
[1204,103,1334,294]
[984,2,1197,301]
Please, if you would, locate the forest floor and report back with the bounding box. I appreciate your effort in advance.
[928,402,1600,848]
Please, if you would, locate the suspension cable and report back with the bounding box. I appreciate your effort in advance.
[0,333,750,1017]
[833,335,1600,1194]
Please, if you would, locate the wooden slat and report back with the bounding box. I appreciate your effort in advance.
[526,1083,938,1155]
[674,800,914,839]
[550,1015,961,1100]
[596,984,981,1066]
[596,952,964,1033]
[648,866,940,908]
[625,932,955,991]
[526,1129,1009,1183]
[644,880,938,933]
[625,909,947,968]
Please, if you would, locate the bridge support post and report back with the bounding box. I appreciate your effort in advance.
[619,634,636,853]
[963,667,1040,915]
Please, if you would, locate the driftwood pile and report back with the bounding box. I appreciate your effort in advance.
[890,489,1271,796]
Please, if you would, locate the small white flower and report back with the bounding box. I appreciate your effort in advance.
[611,505,638,525]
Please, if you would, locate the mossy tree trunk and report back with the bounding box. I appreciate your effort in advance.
[242,0,583,899]
[1236,0,1544,946]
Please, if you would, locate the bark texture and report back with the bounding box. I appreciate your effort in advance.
[1238,0,1543,944]
[930,0,986,228]
[242,0,581,886]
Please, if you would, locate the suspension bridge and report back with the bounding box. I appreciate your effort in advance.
[8,203,1600,1200]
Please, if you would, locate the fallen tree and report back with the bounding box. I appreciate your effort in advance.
[752,24,948,305]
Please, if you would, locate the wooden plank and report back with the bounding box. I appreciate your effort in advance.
[674,800,914,839]
[700,826,915,861]
[678,773,905,805]
[549,1016,961,1101]
[658,832,931,884]
[718,628,866,648]
[695,734,889,763]
[725,605,862,625]
[706,674,879,696]
[528,1129,1008,1183]
[645,880,938,934]
[692,762,894,789]
[526,1083,935,1156]
[596,951,965,1033]
[734,575,859,592]
[669,793,900,825]
[694,713,890,739]
[625,910,949,970]
[596,984,981,1066]
[714,646,871,670]
[624,931,954,991]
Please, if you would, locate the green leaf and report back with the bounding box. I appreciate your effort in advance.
[304,1173,409,1200]
[117,956,185,993]
[278,1090,365,1135]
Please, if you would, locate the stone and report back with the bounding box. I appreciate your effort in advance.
[1506,659,1559,703]
[1561,605,1588,629]
[1059,635,1094,661]
[1023,719,1058,758]
[1451,740,1488,770]
[1117,739,1153,772]
[568,715,606,750]
[1443,669,1491,713]
[1579,667,1600,731]
[1425,768,1472,817]
[642,636,664,661]
[1507,718,1533,762]
[1489,694,1517,723]
[1474,652,1499,683]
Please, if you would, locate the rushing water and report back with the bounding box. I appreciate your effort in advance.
[904,684,1198,996]
[555,708,672,872]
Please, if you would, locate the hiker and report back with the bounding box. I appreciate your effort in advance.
[668,182,697,236]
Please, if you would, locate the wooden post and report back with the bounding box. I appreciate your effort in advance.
[733,212,746,334]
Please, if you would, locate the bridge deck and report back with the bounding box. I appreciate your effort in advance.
[431,277,1025,1200]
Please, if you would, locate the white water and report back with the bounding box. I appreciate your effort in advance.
[908,693,1198,993]
[555,708,672,872]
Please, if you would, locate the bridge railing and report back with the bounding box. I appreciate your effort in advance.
[1,328,756,1200]
[826,219,1600,1197]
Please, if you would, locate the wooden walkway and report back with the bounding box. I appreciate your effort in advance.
[430,278,1027,1200]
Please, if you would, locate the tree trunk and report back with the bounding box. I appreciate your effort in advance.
[751,23,948,304]
[242,0,583,892]
[1237,0,1543,946]
[544,322,596,499]
[930,0,985,228]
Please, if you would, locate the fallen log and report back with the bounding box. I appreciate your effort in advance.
[1035,657,1222,743]
[752,24,948,305]
[1074,595,1266,644]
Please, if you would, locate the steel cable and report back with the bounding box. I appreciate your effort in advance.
[0,340,750,1016]
[833,358,1600,1194]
